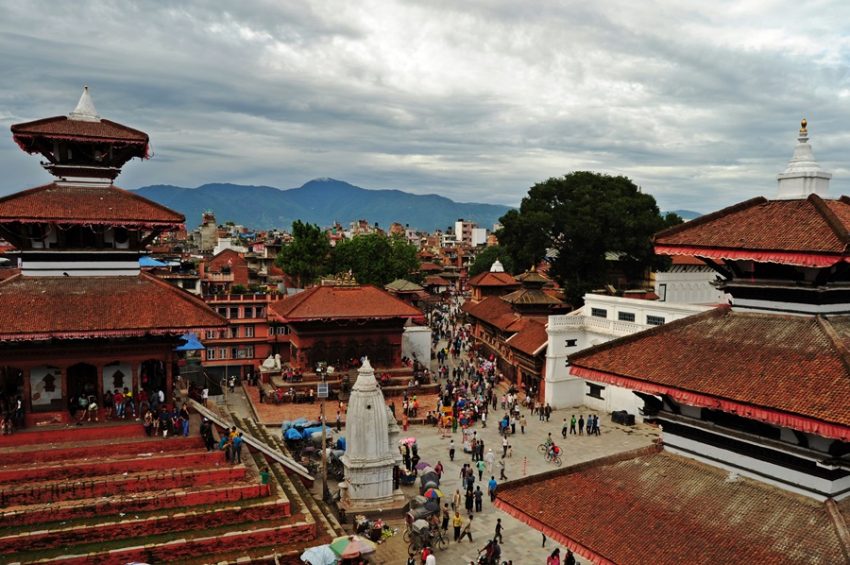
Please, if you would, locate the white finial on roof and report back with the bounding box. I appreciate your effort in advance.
[776,118,831,199]
[490,259,505,273]
[68,85,100,122]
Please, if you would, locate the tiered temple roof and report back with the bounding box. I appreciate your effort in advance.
[496,447,846,565]
[269,284,423,322]
[570,306,850,440]
[0,273,225,341]
[0,183,184,228]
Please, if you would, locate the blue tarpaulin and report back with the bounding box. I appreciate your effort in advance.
[139,256,168,268]
[285,428,303,440]
[175,333,205,351]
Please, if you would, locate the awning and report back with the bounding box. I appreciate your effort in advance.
[175,332,205,351]
[139,256,168,268]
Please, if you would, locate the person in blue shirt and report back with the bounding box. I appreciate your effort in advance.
[232,432,244,464]
[488,476,497,502]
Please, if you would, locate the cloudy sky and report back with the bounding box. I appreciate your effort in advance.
[1,1,850,212]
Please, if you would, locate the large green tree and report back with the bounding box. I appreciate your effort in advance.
[331,233,420,287]
[275,220,332,287]
[497,171,681,306]
[468,245,516,277]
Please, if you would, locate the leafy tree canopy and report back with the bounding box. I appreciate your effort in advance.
[275,220,332,287]
[468,245,516,277]
[497,171,681,306]
[331,233,420,287]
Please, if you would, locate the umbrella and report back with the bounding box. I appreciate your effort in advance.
[300,544,338,565]
[328,535,377,559]
[415,461,431,470]
[423,487,443,499]
[400,437,417,446]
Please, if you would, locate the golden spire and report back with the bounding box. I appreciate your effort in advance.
[800,118,808,135]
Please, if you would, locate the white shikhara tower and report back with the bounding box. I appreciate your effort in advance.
[776,118,832,199]
[340,358,404,511]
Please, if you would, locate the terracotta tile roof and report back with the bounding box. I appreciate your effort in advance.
[0,268,19,282]
[654,195,850,265]
[424,275,451,286]
[468,271,519,287]
[569,306,850,437]
[418,262,443,272]
[496,447,846,565]
[463,295,519,331]
[385,279,424,293]
[12,116,149,144]
[0,273,226,341]
[506,319,548,356]
[501,287,564,306]
[670,255,714,266]
[268,284,423,322]
[0,183,184,227]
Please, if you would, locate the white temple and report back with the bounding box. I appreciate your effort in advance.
[776,118,832,199]
[339,357,405,512]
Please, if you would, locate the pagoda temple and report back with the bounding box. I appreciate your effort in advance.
[495,121,850,564]
[0,87,226,425]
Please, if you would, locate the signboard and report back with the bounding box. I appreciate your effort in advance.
[317,383,329,399]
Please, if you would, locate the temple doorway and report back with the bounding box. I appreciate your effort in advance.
[67,363,98,413]
[139,359,166,395]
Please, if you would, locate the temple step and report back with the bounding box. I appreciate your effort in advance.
[0,498,291,555]
[8,517,317,564]
[2,435,200,465]
[0,465,247,506]
[0,421,145,448]
[0,479,269,528]
[0,448,222,484]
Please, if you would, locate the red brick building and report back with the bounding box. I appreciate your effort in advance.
[0,87,225,425]
[269,282,423,370]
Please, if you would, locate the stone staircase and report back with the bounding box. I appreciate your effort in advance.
[0,419,334,564]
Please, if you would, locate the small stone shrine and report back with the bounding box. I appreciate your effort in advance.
[339,357,405,513]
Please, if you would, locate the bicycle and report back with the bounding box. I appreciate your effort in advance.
[543,449,563,467]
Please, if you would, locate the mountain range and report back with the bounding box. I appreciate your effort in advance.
[133,178,513,232]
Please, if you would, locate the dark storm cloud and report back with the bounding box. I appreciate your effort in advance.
[1,0,850,213]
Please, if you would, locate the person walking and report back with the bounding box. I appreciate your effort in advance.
[561,418,568,439]
[449,438,456,461]
[465,488,474,512]
[498,459,507,481]
[501,436,508,459]
[494,518,503,543]
[547,548,561,565]
[488,476,497,502]
[452,488,461,512]
[485,448,495,473]
[476,458,486,481]
[441,503,450,532]
[578,415,585,435]
[452,510,463,541]
[565,549,577,565]
[520,414,527,434]
[474,485,483,512]
[569,414,577,435]
[460,514,474,542]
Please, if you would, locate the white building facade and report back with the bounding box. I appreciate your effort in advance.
[544,294,711,415]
